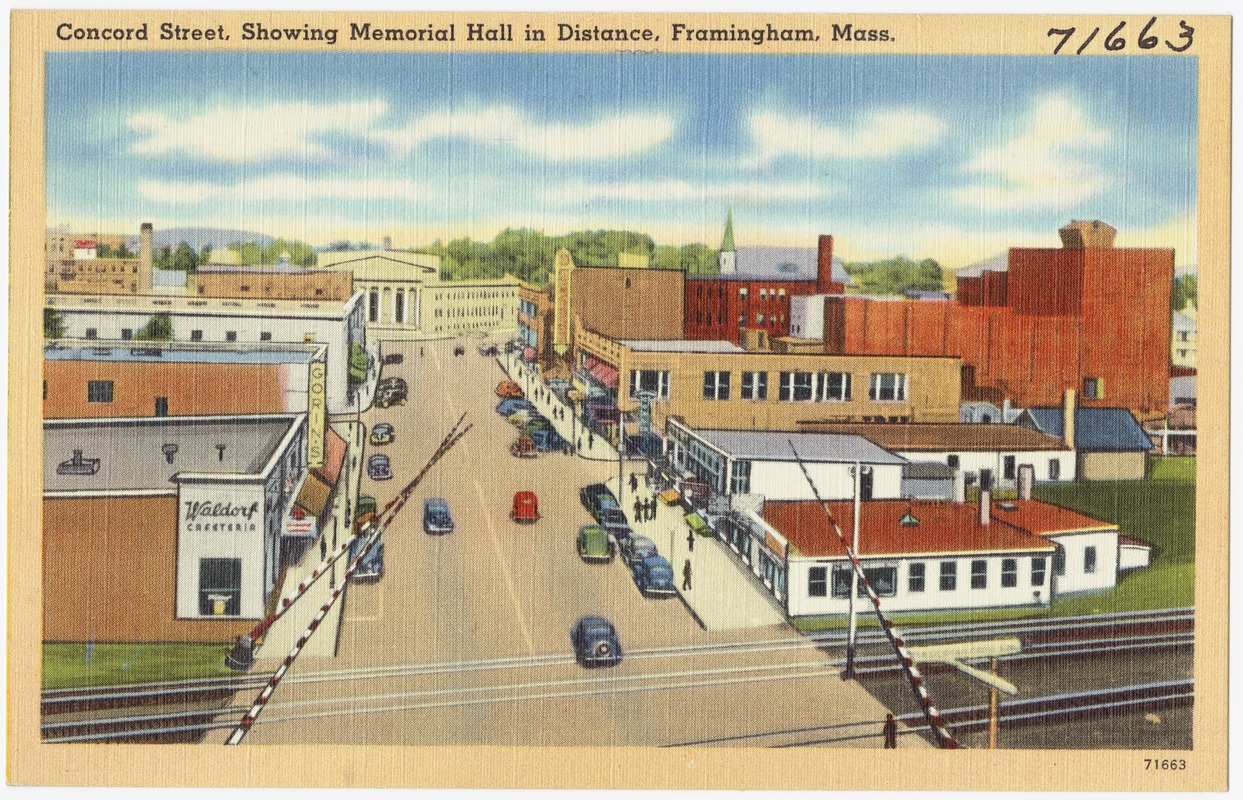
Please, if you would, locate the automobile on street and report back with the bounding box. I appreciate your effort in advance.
[576,524,613,563]
[367,453,392,480]
[369,423,395,446]
[422,498,456,535]
[570,616,622,667]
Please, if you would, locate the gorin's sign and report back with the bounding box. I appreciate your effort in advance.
[184,500,260,523]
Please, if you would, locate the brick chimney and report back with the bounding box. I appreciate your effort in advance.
[1059,220,1116,249]
[383,235,392,251]
[816,234,835,293]
[138,222,153,294]
[978,487,991,526]
[1063,388,1077,450]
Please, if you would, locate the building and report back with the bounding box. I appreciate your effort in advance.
[517,279,553,357]
[573,327,963,434]
[194,263,354,302]
[47,222,154,295]
[1016,401,1153,481]
[805,422,1075,488]
[45,291,366,414]
[684,231,851,345]
[43,414,331,642]
[821,221,1174,413]
[418,278,520,339]
[1171,308,1196,369]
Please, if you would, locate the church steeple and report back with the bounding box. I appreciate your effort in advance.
[718,210,737,274]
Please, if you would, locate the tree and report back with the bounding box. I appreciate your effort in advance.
[1172,274,1196,312]
[348,341,369,385]
[154,246,172,271]
[44,307,66,339]
[199,244,213,266]
[173,242,198,272]
[134,312,173,341]
[843,256,944,296]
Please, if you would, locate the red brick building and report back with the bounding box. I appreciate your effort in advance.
[823,221,1173,413]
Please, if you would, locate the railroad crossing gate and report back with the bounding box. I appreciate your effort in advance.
[907,637,1022,695]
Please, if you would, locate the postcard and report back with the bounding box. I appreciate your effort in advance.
[8,8,1229,792]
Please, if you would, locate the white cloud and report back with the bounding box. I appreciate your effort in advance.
[546,179,833,204]
[371,105,676,161]
[746,108,947,165]
[137,175,434,204]
[128,100,390,162]
[952,93,1112,211]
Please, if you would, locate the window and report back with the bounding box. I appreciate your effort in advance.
[703,371,731,400]
[630,370,670,399]
[1004,455,1016,480]
[869,373,907,401]
[739,288,748,300]
[742,371,768,400]
[1001,558,1018,588]
[808,566,828,597]
[947,454,960,469]
[1049,458,1061,480]
[779,288,786,300]
[191,329,203,342]
[730,460,751,494]
[832,566,898,598]
[939,561,957,591]
[86,380,114,403]
[369,290,380,323]
[1082,377,1103,400]
[779,371,814,401]
[971,560,988,589]
[756,313,765,325]
[239,285,251,292]
[1032,557,1047,586]
[1178,331,1189,342]
[85,328,98,340]
[226,331,238,342]
[908,562,926,592]
[1053,545,1066,577]
[759,288,767,300]
[120,328,133,340]
[1084,546,1097,574]
[199,558,242,616]
[260,332,272,342]
[817,372,852,401]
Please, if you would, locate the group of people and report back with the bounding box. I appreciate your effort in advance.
[631,494,660,523]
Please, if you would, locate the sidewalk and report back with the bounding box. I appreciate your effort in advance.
[254,419,364,661]
[605,472,788,632]
[497,351,621,462]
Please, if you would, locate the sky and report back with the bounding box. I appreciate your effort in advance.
[46,51,1197,269]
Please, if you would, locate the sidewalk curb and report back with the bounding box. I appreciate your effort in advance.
[676,590,708,630]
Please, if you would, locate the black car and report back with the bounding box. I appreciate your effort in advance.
[453,345,465,356]
[382,353,404,366]
[570,616,622,668]
[579,482,616,518]
[379,376,408,392]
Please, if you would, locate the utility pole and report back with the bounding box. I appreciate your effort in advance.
[989,656,1000,749]
[846,461,862,679]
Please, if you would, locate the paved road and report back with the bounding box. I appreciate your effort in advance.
[241,337,907,747]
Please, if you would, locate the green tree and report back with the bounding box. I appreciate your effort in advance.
[348,341,369,385]
[843,256,944,296]
[199,245,212,266]
[153,246,172,271]
[172,242,198,272]
[1171,274,1196,312]
[134,312,173,341]
[44,307,66,339]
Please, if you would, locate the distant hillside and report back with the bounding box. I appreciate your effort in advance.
[153,227,275,251]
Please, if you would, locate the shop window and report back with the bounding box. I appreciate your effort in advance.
[778,371,814,401]
[703,371,730,400]
[87,380,114,403]
[939,561,957,591]
[741,371,767,400]
[971,559,988,589]
[1001,559,1018,588]
[869,373,907,401]
[85,328,98,340]
[1084,546,1097,574]
[1032,557,1047,586]
[808,566,827,597]
[730,460,751,494]
[908,562,926,592]
[817,372,852,402]
[120,328,133,340]
[199,558,241,616]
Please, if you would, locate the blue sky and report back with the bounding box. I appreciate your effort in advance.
[47,51,1197,268]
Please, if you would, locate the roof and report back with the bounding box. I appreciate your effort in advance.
[764,499,1057,558]
[902,461,955,479]
[706,247,852,284]
[955,251,1008,278]
[44,343,318,364]
[1019,408,1153,452]
[619,339,745,354]
[691,429,906,465]
[45,415,301,494]
[810,423,1070,452]
[1171,311,1196,332]
[988,499,1118,536]
[720,211,736,251]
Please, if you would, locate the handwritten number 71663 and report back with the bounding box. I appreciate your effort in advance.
[1048,18,1193,54]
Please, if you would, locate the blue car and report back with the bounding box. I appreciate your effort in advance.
[496,398,535,416]
[423,497,455,535]
[367,454,392,480]
[347,535,384,582]
[631,554,677,598]
[570,616,622,668]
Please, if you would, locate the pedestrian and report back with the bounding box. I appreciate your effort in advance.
[420,347,424,357]
[883,714,898,749]
[630,473,638,493]
[320,537,327,561]
[588,432,595,449]
[634,497,643,522]
[577,438,583,452]
[687,530,695,552]
[650,493,658,519]
[682,559,692,590]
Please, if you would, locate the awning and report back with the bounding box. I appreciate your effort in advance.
[312,426,347,486]
[293,473,332,521]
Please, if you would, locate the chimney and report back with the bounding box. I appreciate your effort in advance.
[1059,220,1116,249]
[1002,398,1012,423]
[816,234,835,293]
[1063,388,1076,450]
[383,236,392,251]
[1017,463,1034,501]
[979,488,991,526]
[138,222,154,294]
[952,468,966,503]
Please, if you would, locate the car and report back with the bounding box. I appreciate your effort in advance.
[478,344,499,356]
[382,353,404,366]
[423,498,455,535]
[369,423,395,446]
[579,483,616,518]
[496,398,535,416]
[597,505,632,542]
[631,554,677,597]
[367,454,392,480]
[347,534,384,582]
[453,345,466,356]
[355,494,377,521]
[576,524,613,563]
[379,376,408,392]
[570,616,622,668]
[374,386,407,409]
[620,535,658,565]
[511,490,539,523]
[496,380,525,399]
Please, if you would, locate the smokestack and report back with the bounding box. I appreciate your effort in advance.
[383,236,392,251]
[138,222,153,294]
[1017,464,1034,501]
[816,234,835,293]
[953,468,966,503]
[1063,388,1076,450]
[979,488,991,526]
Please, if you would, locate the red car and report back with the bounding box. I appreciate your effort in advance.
[511,491,539,523]
[496,380,525,399]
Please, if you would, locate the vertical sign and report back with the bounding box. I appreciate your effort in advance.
[307,360,327,468]
[637,390,655,436]
[553,249,573,356]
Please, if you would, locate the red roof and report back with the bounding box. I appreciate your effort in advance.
[988,499,1117,536]
[764,499,1064,559]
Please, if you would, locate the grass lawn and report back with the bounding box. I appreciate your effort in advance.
[42,642,236,691]
[793,473,1195,632]
[1147,455,1196,482]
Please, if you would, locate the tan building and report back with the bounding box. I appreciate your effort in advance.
[419,278,520,339]
[195,266,353,302]
[573,326,962,433]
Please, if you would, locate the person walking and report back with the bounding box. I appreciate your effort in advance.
[682,559,692,590]
[883,714,898,749]
[320,537,327,561]
[588,431,595,449]
[687,530,695,552]
[634,497,643,522]
[629,473,638,493]
[650,494,658,520]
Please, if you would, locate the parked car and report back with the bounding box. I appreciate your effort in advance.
[374,386,407,409]
[579,483,616,518]
[355,494,377,521]
[525,428,567,453]
[423,498,455,535]
[453,345,466,356]
[620,535,658,566]
[379,376,408,392]
[367,454,392,480]
[496,398,535,416]
[631,554,677,597]
[684,511,714,538]
[369,423,395,446]
[496,380,525,399]
[382,353,404,366]
[511,490,539,523]
[347,534,384,582]
[576,524,613,563]
[570,616,622,667]
[478,344,499,356]
[597,506,632,543]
